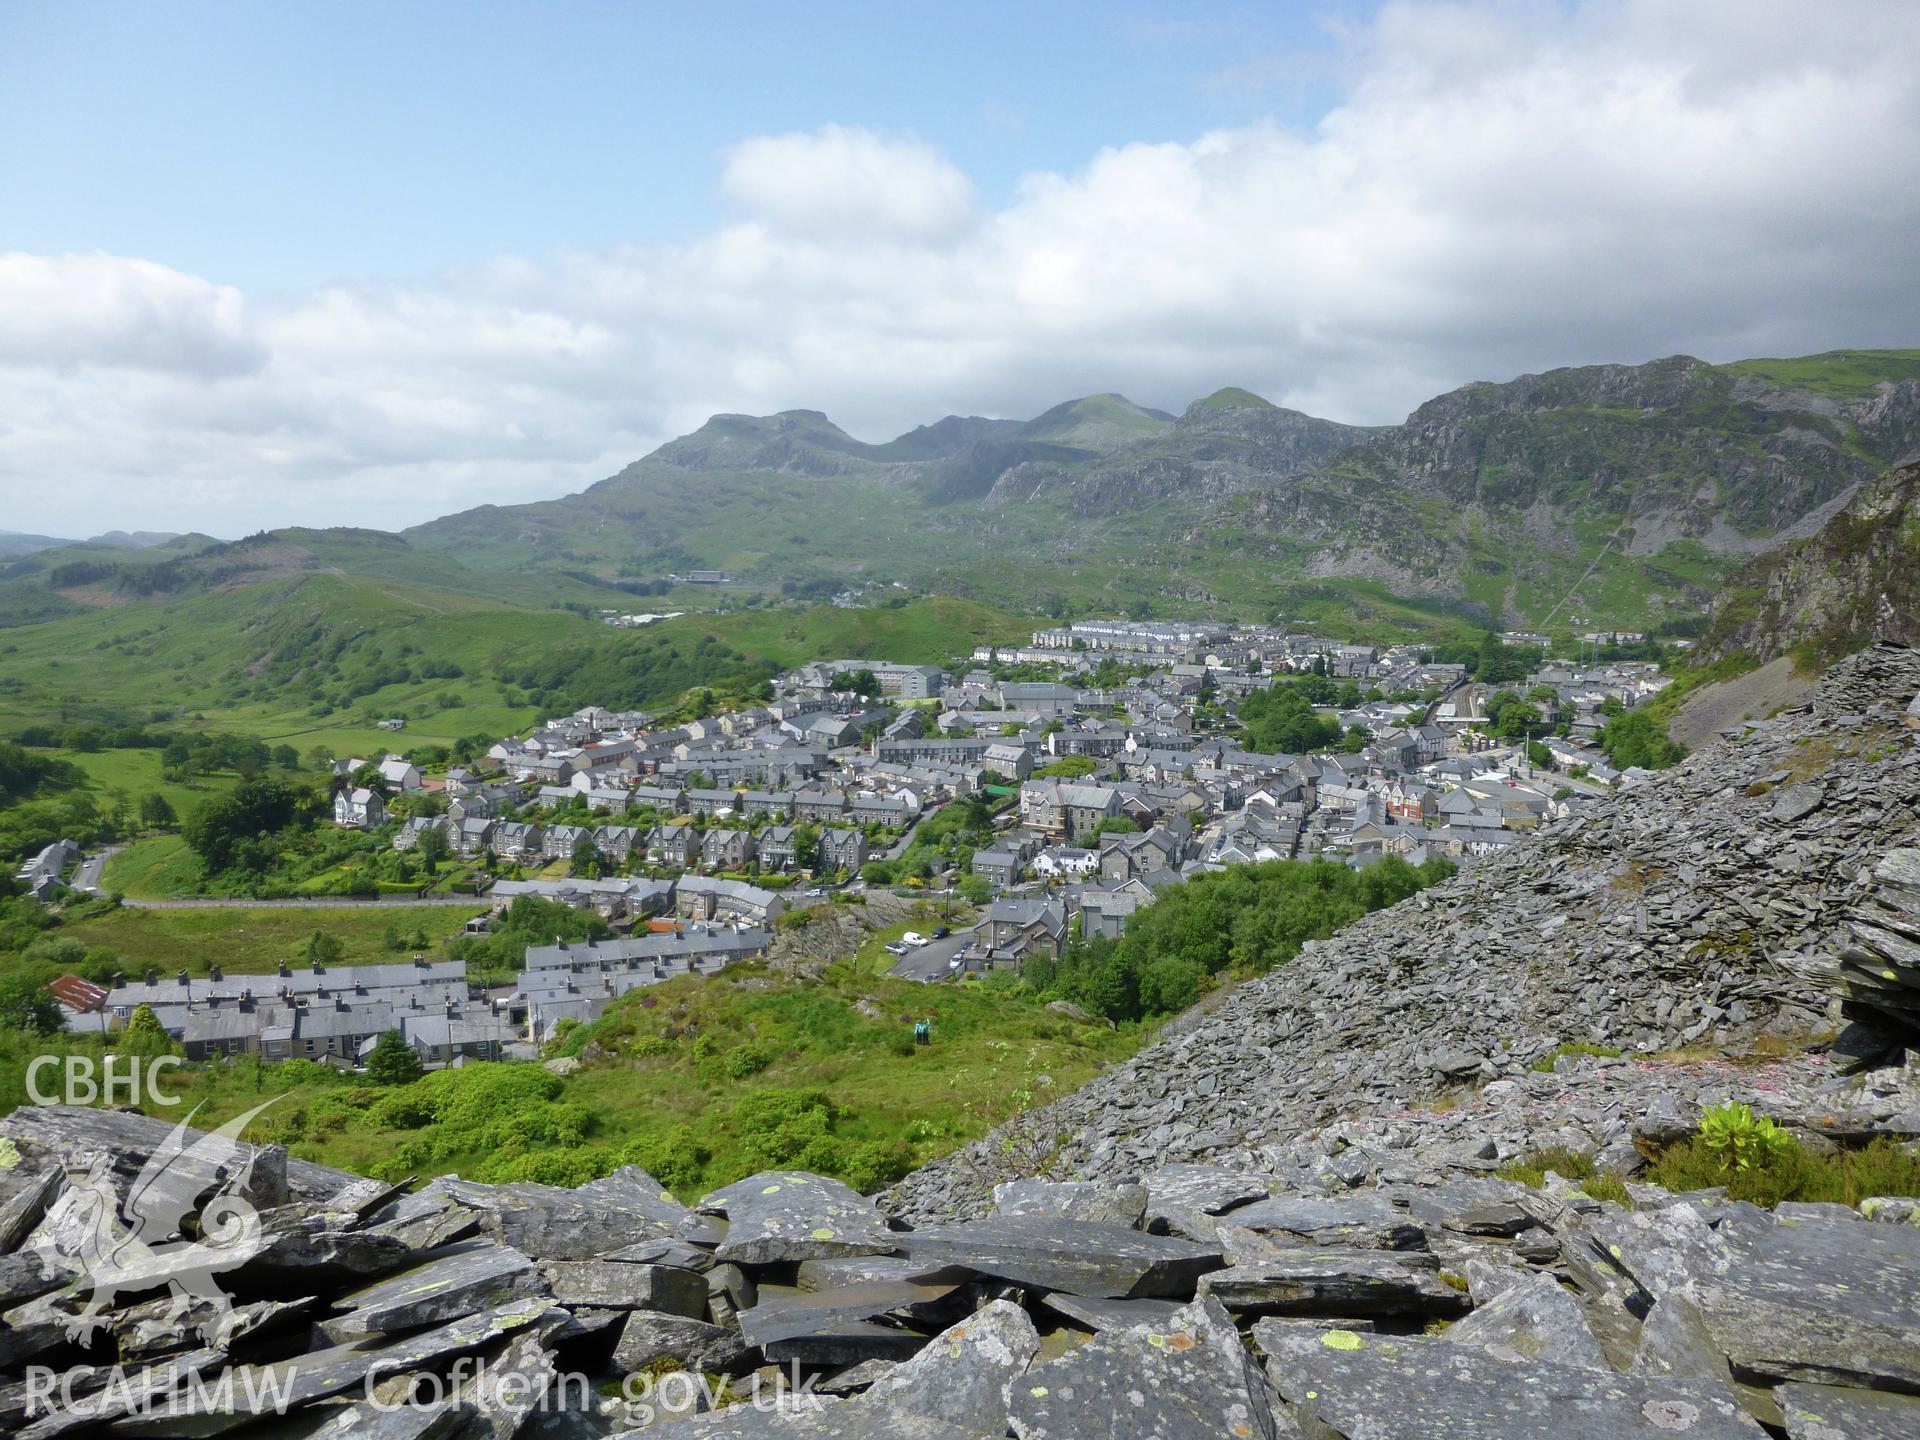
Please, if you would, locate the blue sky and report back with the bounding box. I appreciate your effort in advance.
[1,1,1916,537]
[1,1,1359,292]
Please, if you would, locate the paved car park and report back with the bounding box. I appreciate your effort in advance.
[888,931,970,982]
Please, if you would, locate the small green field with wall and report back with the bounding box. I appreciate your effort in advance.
[57,903,486,977]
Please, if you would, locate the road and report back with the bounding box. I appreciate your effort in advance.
[888,932,969,982]
[72,845,119,895]
[878,806,938,862]
[121,896,491,910]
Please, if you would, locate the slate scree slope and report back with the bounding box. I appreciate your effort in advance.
[1,646,1918,1435]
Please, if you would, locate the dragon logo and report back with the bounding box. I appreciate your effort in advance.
[32,1098,284,1344]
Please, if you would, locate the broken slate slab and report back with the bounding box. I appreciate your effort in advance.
[1442,1271,1609,1371]
[538,1259,707,1316]
[1768,782,1825,823]
[856,1298,1039,1434]
[602,1236,718,1272]
[613,1311,754,1376]
[576,1165,726,1243]
[756,1318,934,1368]
[816,1358,900,1395]
[677,1398,996,1439]
[1199,1247,1468,1319]
[1631,1291,1735,1387]
[1038,1292,1185,1333]
[460,1328,568,1437]
[1395,1179,1546,1238]
[1227,1192,1426,1251]
[111,1299,561,1427]
[1690,1207,1920,1389]
[247,1210,418,1281]
[738,1279,963,1350]
[321,1239,542,1340]
[707,1261,757,1326]
[1778,1382,1920,1440]
[436,1177,697,1260]
[1140,1164,1274,1238]
[893,1215,1224,1300]
[1257,1325,1767,1440]
[795,1255,969,1290]
[303,1395,478,1440]
[0,1104,358,1204]
[1009,1296,1282,1440]
[0,1171,60,1255]
[992,1179,1148,1229]
[703,1171,898,1266]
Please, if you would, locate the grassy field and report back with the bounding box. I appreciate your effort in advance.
[97,960,1143,1198]
[58,902,487,975]
[1722,349,1920,400]
[101,835,207,899]
[57,747,242,817]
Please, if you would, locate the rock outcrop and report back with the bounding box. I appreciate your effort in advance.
[5,1081,1920,1437]
[1702,460,1920,664]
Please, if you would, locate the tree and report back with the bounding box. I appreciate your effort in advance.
[1492,701,1542,739]
[570,836,605,878]
[182,776,309,874]
[300,930,344,966]
[119,1003,174,1056]
[1527,740,1555,771]
[351,762,392,795]
[1340,726,1370,753]
[270,744,300,769]
[366,1029,424,1085]
[1598,711,1684,770]
[1090,814,1142,839]
[792,823,821,871]
[0,974,62,1035]
[416,823,450,871]
[137,792,176,830]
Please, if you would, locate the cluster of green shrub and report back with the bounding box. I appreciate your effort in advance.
[1597,705,1686,770]
[861,795,999,887]
[1237,683,1345,754]
[442,895,612,986]
[1022,855,1455,1022]
[1646,1100,1920,1206]
[0,742,97,862]
[1499,1103,1920,1210]
[496,633,776,715]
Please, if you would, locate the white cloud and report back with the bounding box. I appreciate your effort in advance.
[0,252,263,376]
[2,0,1918,538]
[721,124,979,241]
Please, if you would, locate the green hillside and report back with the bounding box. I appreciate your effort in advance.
[1721,348,1920,400]
[403,352,1920,631]
[0,554,1029,759]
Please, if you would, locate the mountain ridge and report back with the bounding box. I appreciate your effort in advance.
[403,348,1920,627]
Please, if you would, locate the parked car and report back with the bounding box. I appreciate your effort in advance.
[884,941,909,956]
[931,925,950,940]
[805,887,824,897]
[901,932,929,948]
